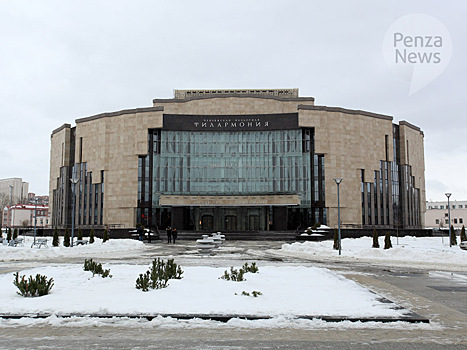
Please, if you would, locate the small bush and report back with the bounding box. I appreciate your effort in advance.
[89,229,95,244]
[7,228,12,241]
[136,258,183,291]
[372,229,380,248]
[63,228,70,247]
[238,290,262,297]
[242,262,259,273]
[13,272,54,297]
[78,227,83,240]
[52,227,59,247]
[384,232,392,250]
[103,229,109,243]
[221,262,259,282]
[460,225,466,243]
[13,228,18,240]
[450,225,457,246]
[84,259,112,278]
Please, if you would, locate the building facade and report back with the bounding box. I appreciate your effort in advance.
[49,89,426,232]
[0,178,29,203]
[2,204,50,228]
[425,200,466,230]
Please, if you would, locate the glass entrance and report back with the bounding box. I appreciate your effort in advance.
[225,215,237,231]
[201,215,213,231]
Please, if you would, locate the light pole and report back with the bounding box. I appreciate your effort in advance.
[445,193,452,247]
[71,177,80,247]
[9,185,13,228]
[33,197,38,246]
[334,178,343,255]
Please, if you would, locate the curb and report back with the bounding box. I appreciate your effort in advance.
[0,313,429,323]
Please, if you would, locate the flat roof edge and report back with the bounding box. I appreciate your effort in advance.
[298,105,393,121]
[75,106,164,124]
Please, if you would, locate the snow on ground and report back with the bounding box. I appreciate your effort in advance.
[0,236,147,261]
[280,236,467,270]
[0,264,404,318]
[0,315,439,330]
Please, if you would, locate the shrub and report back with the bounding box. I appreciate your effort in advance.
[78,227,83,240]
[89,229,95,244]
[52,227,59,247]
[238,290,262,297]
[221,262,259,281]
[13,272,54,297]
[372,229,380,248]
[333,228,339,250]
[63,228,70,247]
[136,258,183,291]
[103,229,109,243]
[450,225,457,246]
[84,259,112,278]
[384,232,392,250]
[7,228,12,241]
[13,228,18,240]
[460,225,466,243]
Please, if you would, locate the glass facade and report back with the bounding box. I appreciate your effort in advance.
[138,127,326,231]
[360,125,421,228]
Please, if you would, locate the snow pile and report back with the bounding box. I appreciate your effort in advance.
[0,264,403,318]
[281,236,467,269]
[0,237,146,261]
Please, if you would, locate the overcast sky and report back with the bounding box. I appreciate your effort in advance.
[0,0,466,202]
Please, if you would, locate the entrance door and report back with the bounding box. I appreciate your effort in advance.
[248,215,260,231]
[201,215,213,231]
[225,215,236,231]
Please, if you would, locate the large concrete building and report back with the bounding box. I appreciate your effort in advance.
[49,89,425,232]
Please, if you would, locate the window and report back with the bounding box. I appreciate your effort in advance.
[460,205,464,209]
[460,218,464,224]
[453,205,456,209]
[445,213,448,217]
[445,219,449,224]
[436,219,439,224]
[440,205,444,209]
[454,218,458,224]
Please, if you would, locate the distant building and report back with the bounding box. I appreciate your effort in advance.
[0,178,29,203]
[425,200,466,230]
[2,204,50,228]
[28,193,49,205]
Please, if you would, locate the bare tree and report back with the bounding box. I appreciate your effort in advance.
[0,193,11,227]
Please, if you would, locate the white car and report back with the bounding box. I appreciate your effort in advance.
[460,241,467,250]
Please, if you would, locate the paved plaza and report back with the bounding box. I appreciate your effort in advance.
[0,240,466,349]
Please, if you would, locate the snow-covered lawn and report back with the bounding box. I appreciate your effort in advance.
[280,236,467,270]
[0,264,404,318]
[0,237,147,261]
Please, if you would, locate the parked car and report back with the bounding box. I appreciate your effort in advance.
[460,241,467,250]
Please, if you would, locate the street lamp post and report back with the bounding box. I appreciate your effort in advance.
[33,197,38,246]
[445,193,452,247]
[70,177,80,247]
[9,185,13,228]
[334,178,343,256]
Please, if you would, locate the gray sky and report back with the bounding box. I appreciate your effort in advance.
[0,0,466,201]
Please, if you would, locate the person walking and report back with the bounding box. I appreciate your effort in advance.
[137,225,144,242]
[166,226,172,243]
[172,227,177,244]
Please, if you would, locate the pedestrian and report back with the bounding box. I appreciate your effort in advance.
[172,227,177,244]
[166,226,172,243]
[147,228,152,243]
[137,225,144,242]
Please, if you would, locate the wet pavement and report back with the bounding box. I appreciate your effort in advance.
[0,240,466,349]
